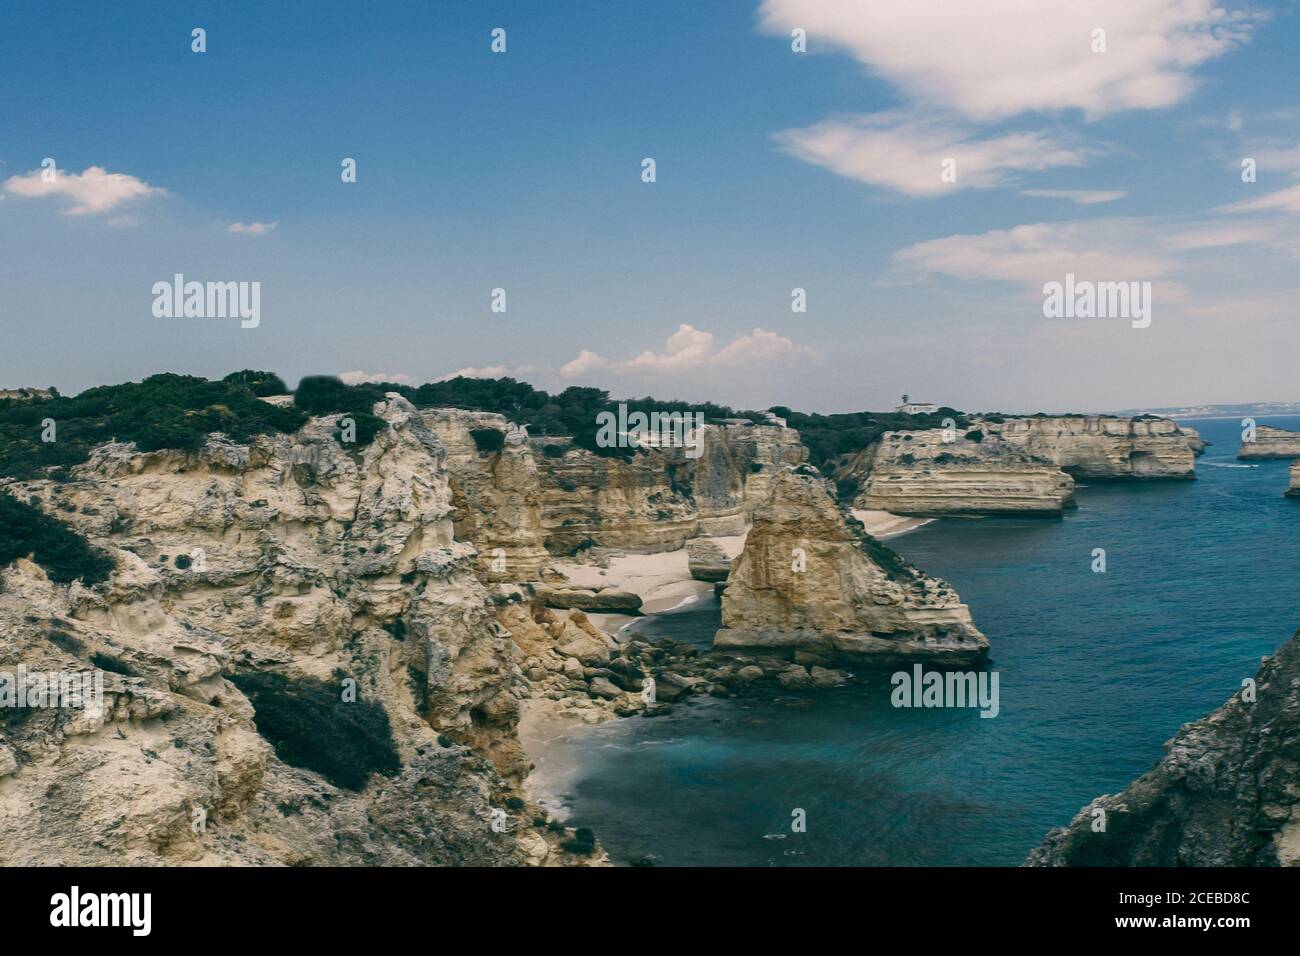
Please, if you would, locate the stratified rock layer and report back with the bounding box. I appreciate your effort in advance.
[989,416,1196,479]
[845,415,1197,516]
[715,468,987,665]
[1027,629,1300,867]
[529,422,806,554]
[849,430,1075,516]
[1238,424,1300,460]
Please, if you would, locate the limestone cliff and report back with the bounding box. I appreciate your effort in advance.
[1288,461,1300,498]
[423,409,549,581]
[528,422,805,555]
[845,414,1196,516]
[690,422,808,535]
[0,396,577,866]
[988,415,1196,479]
[1238,424,1300,460]
[1028,629,1300,866]
[715,467,988,665]
[847,429,1075,517]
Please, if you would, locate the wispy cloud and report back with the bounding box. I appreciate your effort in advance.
[777,113,1090,197]
[1021,189,1127,205]
[3,165,165,215]
[227,220,278,235]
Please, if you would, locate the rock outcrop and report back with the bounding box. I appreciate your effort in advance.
[691,422,808,535]
[423,409,549,581]
[529,422,806,555]
[0,396,584,866]
[715,467,988,665]
[844,415,1197,516]
[1288,461,1300,498]
[989,416,1197,479]
[847,429,1076,517]
[686,537,732,582]
[1238,424,1300,460]
[1028,628,1300,866]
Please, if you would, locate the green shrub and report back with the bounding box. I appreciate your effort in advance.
[229,671,401,791]
[0,492,115,584]
[222,369,288,396]
[0,373,306,480]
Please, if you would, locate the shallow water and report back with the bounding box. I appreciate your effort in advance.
[535,417,1300,865]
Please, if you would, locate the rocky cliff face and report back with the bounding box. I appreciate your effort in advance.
[989,416,1196,479]
[1028,629,1300,867]
[844,415,1196,516]
[1288,461,1300,498]
[847,429,1076,517]
[690,423,808,535]
[1238,424,1300,460]
[527,423,806,555]
[0,396,577,866]
[715,467,988,665]
[423,409,549,581]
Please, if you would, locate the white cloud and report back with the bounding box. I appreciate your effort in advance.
[757,0,1258,120]
[437,365,535,381]
[1021,188,1127,205]
[1164,221,1279,249]
[560,324,812,380]
[227,220,278,235]
[559,350,610,379]
[2,165,165,215]
[338,370,419,386]
[892,219,1182,287]
[1217,181,1300,214]
[777,113,1089,196]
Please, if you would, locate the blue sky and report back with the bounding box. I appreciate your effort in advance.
[2,0,1299,413]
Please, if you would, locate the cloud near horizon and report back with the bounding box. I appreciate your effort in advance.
[561,324,813,379]
[2,165,165,215]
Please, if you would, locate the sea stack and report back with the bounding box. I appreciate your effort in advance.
[1287,460,1300,498]
[1238,424,1300,460]
[714,466,987,666]
[1027,628,1300,866]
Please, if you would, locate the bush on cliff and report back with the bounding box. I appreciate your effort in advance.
[0,491,115,584]
[229,671,402,792]
[0,373,307,480]
[222,369,289,396]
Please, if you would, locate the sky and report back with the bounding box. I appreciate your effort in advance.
[2,0,1298,414]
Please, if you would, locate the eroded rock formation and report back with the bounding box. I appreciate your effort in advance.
[1028,628,1300,866]
[1238,424,1300,460]
[715,467,988,665]
[1288,461,1300,498]
[846,429,1075,517]
[843,415,1198,516]
[423,409,549,581]
[0,396,582,866]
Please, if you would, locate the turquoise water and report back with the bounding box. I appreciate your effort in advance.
[544,418,1300,865]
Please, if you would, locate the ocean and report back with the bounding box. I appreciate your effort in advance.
[532,417,1300,865]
